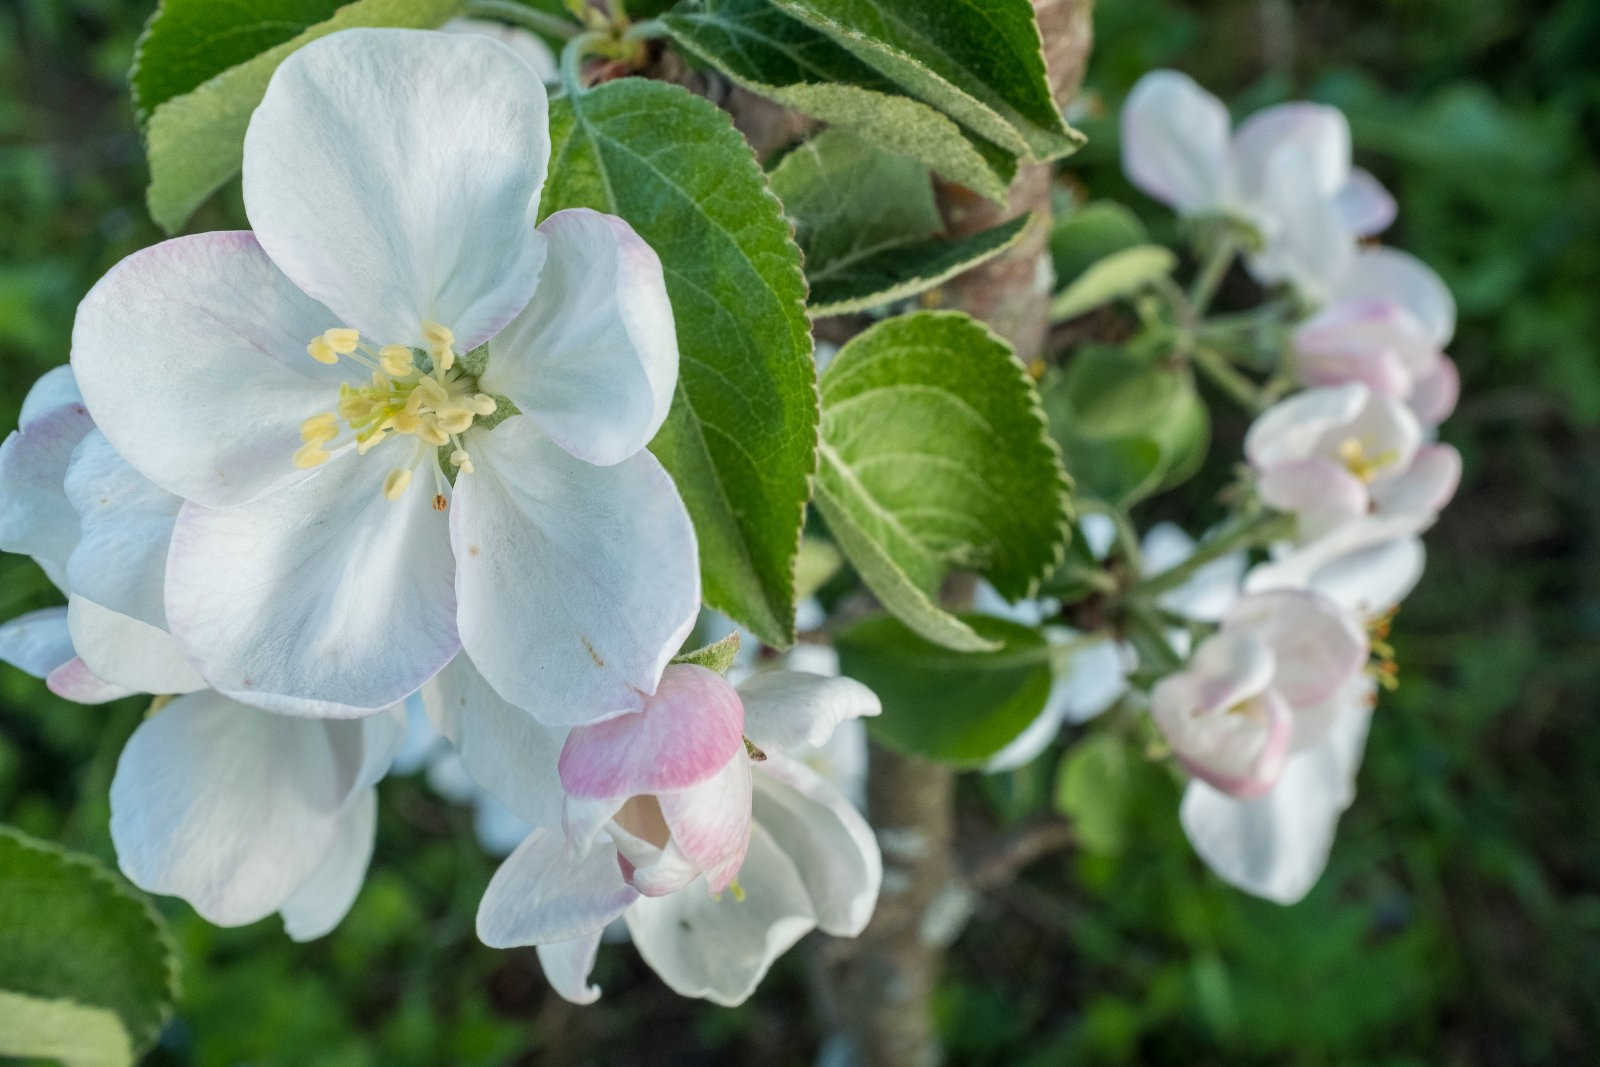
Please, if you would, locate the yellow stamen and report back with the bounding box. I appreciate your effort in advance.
[467,394,498,417]
[382,468,413,500]
[293,441,331,469]
[421,321,454,350]
[299,412,338,443]
[322,328,360,354]
[306,338,338,365]
[728,879,747,903]
[378,345,414,377]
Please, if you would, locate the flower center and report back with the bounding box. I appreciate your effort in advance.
[292,323,497,504]
[1335,436,1396,484]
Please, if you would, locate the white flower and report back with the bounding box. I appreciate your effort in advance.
[1120,70,1393,296]
[1150,589,1368,797]
[447,657,882,1006]
[69,28,697,721]
[392,696,532,856]
[1244,382,1460,599]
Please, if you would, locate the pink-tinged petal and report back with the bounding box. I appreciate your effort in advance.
[18,365,81,428]
[453,415,699,725]
[165,447,459,718]
[1315,389,1422,483]
[481,209,677,467]
[1245,384,1369,470]
[1295,344,1412,396]
[1180,676,1373,904]
[1293,298,1436,388]
[279,788,376,942]
[1256,536,1425,621]
[243,29,550,352]
[0,401,92,584]
[476,827,639,947]
[536,932,606,1006]
[559,664,744,799]
[67,596,205,696]
[0,606,74,678]
[110,692,398,927]
[1333,168,1397,236]
[1223,590,1367,710]
[1120,71,1233,214]
[1244,145,1355,297]
[71,232,353,508]
[658,754,753,894]
[47,656,135,705]
[1257,457,1370,531]
[1231,103,1351,200]
[1153,677,1293,798]
[421,655,568,830]
[754,754,880,936]
[609,812,705,898]
[64,431,182,629]
[1408,356,1460,426]
[1184,630,1277,713]
[739,670,880,756]
[625,824,816,1007]
[1333,247,1456,348]
[1371,443,1461,518]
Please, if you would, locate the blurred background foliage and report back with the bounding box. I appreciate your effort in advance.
[2,0,1597,1062]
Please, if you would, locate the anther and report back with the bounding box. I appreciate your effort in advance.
[378,345,414,377]
[323,328,360,354]
[450,448,475,474]
[293,441,331,469]
[306,338,339,365]
[383,468,413,500]
[300,412,338,443]
[467,394,498,417]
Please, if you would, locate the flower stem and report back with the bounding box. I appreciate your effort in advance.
[1192,344,1267,412]
[1131,510,1295,599]
[559,30,609,96]
[1188,232,1239,317]
[464,0,583,39]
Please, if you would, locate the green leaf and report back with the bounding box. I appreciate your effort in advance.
[1054,731,1137,855]
[143,0,464,233]
[543,79,816,647]
[1041,347,1209,507]
[1050,246,1178,322]
[766,128,1028,314]
[662,0,1012,201]
[771,0,1082,162]
[0,826,180,1061]
[815,311,1071,651]
[672,631,743,674]
[836,613,1052,765]
[0,991,134,1067]
[1049,200,1148,285]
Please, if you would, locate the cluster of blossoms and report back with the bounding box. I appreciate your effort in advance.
[971,71,1462,904]
[0,27,881,1005]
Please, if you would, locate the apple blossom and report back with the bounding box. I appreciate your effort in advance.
[455,656,882,1006]
[69,29,697,722]
[1121,70,1393,295]
[1150,589,1368,797]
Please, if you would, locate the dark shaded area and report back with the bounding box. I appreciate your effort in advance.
[0,0,1595,1062]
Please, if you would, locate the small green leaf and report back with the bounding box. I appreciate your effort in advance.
[663,0,1012,201]
[143,0,464,233]
[837,613,1052,765]
[1050,246,1178,322]
[766,129,1028,314]
[815,311,1071,651]
[771,0,1083,162]
[0,826,180,1061]
[1049,200,1148,286]
[0,991,134,1067]
[794,536,844,602]
[543,79,817,647]
[672,631,743,674]
[1054,731,1136,855]
[1041,347,1210,507]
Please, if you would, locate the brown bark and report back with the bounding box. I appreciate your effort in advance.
[831,6,1095,1065]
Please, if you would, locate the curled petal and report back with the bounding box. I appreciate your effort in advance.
[739,670,880,756]
[1245,384,1369,470]
[754,754,881,936]
[1153,673,1293,797]
[658,754,753,894]
[1120,70,1233,214]
[536,932,606,1006]
[67,596,205,696]
[1223,590,1368,710]
[477,827,639,947]
[1334,168,1397,236]
[47,656,135,705]
[243,28,551,351]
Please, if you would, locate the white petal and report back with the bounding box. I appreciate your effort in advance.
[1078,512,1117,560]
[391,694,443,775]
[1371,444,1461,518]
[1257,457,1370,533]
[476,827,639,947]
[0,401,92,583]
[1120,71,1233,214]
[1316,389,1422,483]
[63,431,182,627]
[280,788,377,941]
[1245,145,1355,297]
[110,692,397,926]
[658,755,753,894]
[71,231,352,507]
[1056,635,1136,721]
[1222,590,1367,710]
[46,656,135,705]
[1244,384,1369,470]
[0,606,74,678]
[1333,247,1456,348]
[67,596,205,695]
[165,449,459,717]
[1231,103,1351,200]
[1153,673,1293,798]
[1180,677,1373,904]
[625,824,817,1007]
[243,28,550,352]
[18,365,81,428]
[1408,356,1459,426]
[481,209,677,466]
[442,17,559,80]
[973,580,1058,627]
[1301,536,1425,620]
[753,754,881,936]
[1334,169,1397,236]
[453,416,698,723]
[981,698,1066,772]
[421,654,567,830]
[1245,511,1431,598]
[740,671,881,755]
[536,932,605,1006]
